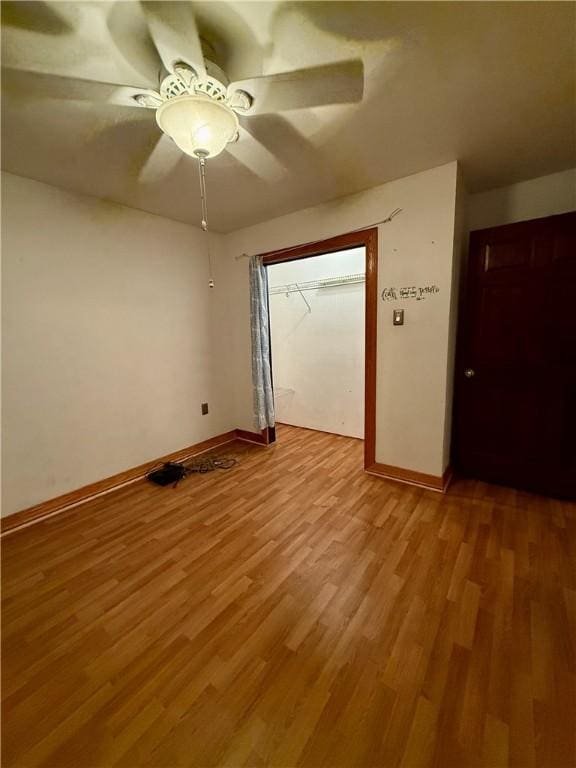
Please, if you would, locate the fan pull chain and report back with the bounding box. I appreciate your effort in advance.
[196,152,214,288]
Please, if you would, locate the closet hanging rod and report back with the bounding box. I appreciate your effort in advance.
[269,273,365,295]
[234,208,403,261]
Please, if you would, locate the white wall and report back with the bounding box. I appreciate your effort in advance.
[1,172,233,517]
[268,248,365,439]
[222,162,460,478]
[468,168,576,231]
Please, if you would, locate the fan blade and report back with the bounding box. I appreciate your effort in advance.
[141,1,206,79]
[228,59,364,115]
[224,124,287,182]
[1,67,160,108]
[138,132,183,183]
[106,2,162,87]
[1,4,105,82]
[1,1,72,34]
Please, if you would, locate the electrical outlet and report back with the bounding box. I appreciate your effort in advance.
[201,403,209,415]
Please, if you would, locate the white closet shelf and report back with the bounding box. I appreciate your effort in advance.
[269,273,366,295]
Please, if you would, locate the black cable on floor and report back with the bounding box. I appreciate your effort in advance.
[147,455,237,487]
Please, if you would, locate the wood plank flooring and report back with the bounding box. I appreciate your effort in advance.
[2,425,575,768]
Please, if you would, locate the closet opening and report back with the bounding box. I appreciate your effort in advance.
[261,228,378,469]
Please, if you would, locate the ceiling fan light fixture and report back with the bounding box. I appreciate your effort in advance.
[156,94,239,158]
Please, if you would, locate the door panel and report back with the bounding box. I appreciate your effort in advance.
[455,211,576,498]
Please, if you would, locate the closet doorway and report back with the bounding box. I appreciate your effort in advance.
[261,228,378,469]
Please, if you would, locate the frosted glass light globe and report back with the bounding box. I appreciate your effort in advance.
[156,95,239,158]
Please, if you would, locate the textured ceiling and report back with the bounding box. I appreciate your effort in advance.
[2,1,575,232]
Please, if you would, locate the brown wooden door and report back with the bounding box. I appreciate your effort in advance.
[454,211,576,499]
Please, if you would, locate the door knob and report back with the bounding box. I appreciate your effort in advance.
[464,368,475,378]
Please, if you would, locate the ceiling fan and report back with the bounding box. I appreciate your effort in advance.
[2,1,364,184]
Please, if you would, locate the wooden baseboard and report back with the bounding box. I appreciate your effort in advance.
[2,430,448,534]
[235,428,271,446]
[0,431,238,535]
[366,462,452,493]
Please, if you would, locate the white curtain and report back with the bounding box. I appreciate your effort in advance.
[249,256,275,430]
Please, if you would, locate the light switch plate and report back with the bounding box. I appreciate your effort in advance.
[393,309,404,326]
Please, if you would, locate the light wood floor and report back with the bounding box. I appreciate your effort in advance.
[2,425,575,768]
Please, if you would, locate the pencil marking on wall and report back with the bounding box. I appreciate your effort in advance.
[381,285,440,302]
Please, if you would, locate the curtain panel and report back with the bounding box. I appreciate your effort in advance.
[249,256,275,430]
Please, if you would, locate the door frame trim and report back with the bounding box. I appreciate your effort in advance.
[260,227,379,470]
